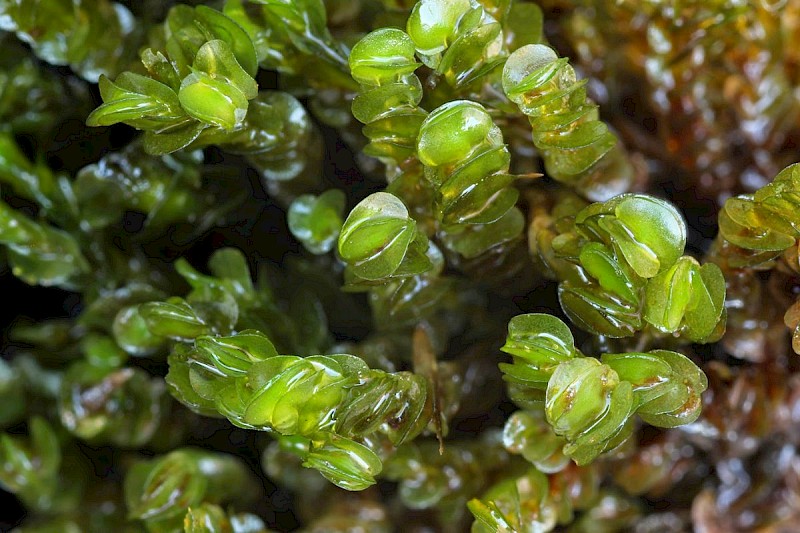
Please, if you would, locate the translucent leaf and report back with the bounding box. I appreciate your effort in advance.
[614,195,686,272]
[195,330,278,377]
[578,242,638,304]
[349,28,420,84]
[192,39,258,100]
[442,206,523,258]
[599,217,661,278]
[142,120,207,155]
[438,146,514,225]
[406,0,473,57]
[417,100,498,168]
[179,71,248,130]
[564,380,632,465]
[684,263,726,341]
[502,410,569,473]
[139,299,212,341]
[602,352,674,409]
[86,73,185,129]
[303,436,382,491]
[194,5,259,76]
[559,283,641,337]
[501,313,575,366]
[643,256,694,333]
[546,358,622,441]
[635,350,707,428]
[338,192,428,281]
[288,189,346,255]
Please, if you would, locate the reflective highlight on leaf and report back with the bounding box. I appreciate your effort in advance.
[288,189,346,255]
[532,192,724,341]
[349,28,426,167]
[718,163,800,257]
[417,100,521,254]
[499,313,707,464]
[502,44,633,200]
[86,5,260,154]
[338,192,431,281]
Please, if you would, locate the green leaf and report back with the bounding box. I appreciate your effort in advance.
[139,299,212,341]
[142,120,207,155]
[208,248,255,292]
[684,263,726,341]
[192,40,258,100]
[288,190,346,255]
[184,503,269,533]
[643,256,694,333]
[165,348,221,418]
[437,145,515,225]
[113,305,167,356]
[336,370,429,446]
[598,217,661,278]
[58,366,163,447]
[602,352,674,409]
[179,71,249,130]
[417,100,499,168]
[126,451,205,522]
[243,356,345,433]
[194,5,259,77]
[559,282,641,337]
[195,330,278,377]
[303,436,382,491]
[501,313,576,367]
[502,410,568,473]
[140,48,183,91]
[406,0,473,57]
[563,380,632,465]
[546,358,621,440]
[614,195,686,273]
[579,242,638,304]
[0,202,89,287]
[338,192,429,281]
[504,3,544,49]
[442,206,523,258]
[468,469,556,533]
[437,22,504,88]
[86,73,186,129]
[349,28,420,85]
[0,417,63,511]
[718,198,793,251]
[635,350,707,428]
[0,132,69,215]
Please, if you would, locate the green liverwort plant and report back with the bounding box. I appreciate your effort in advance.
[532,193,726,340]
[7,0,798,531]
[499,313,707,464]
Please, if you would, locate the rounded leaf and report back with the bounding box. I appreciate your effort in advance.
[179,71,248,130]
[350,28,419,84]
[501,44,559,95]
[417,100,497,167]
[113,305,166,356]
[545,358,621,441]
[288,189,346,255]
[338,192,419,281]
[615,195,685,270]
[502,410,569,473]
[303,437,383,491]
[501,313,575,366]
[407,0,472,56]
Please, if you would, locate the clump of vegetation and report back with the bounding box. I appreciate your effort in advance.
[2,0,800,531]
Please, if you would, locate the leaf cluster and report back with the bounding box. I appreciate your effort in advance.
[500,313,707,464]
[534,193,726,341]
[7,0,800,531]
